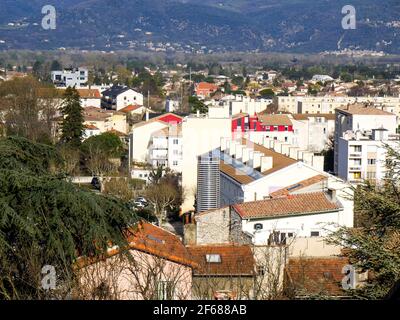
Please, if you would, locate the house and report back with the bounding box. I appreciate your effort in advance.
[51,67,88,88]
[119,104,148,116]
[84,124,101,139]
[232,192,348,245]
[83,107,128,134]
[187,244,255,299]
[102,85,144,110]
[76,221,196,300]
[195,82,219,99]
[77,88,101,108]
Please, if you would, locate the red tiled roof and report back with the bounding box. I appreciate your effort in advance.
[336,103,395,116]
[270,175,327,198]
[233,192,341,219]
[187,244,255,276]
[285,257,350,297]
[126,221,196,267]
[119,104,143,113]
[76,89,101,99]
[196,82,219,91]
[76,221,197,269]
[85,124,99,130]
[257,114,292,126]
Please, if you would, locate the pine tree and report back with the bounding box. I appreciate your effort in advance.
[60,87,84,147]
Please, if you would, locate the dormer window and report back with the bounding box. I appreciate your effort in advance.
[206,254,221,263]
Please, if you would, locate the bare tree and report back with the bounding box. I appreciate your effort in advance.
[145,182,178,225]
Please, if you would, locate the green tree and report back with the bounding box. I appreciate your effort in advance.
[189,96,208,114]
[0,136,137,299]
[60,87,84,148]
[259,88,275,98]
[328,144,400,299]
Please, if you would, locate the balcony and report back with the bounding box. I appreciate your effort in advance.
[349,153,362,158]
[349,166,362,171]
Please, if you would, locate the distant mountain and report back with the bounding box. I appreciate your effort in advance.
[0,0,399,53]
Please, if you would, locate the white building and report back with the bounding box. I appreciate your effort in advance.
[76,88,101,108]
[102,85,144,110]
[337,129,400,183]
[148,124,183,173]
[232,191,351,245]
[51,67,88,88]
[334,104,398,182]
[181,115,232,212]
[129,113,183,164]
[291,113,336,152]
[219,138,325,206]
[208,95,272,118]
[275,95,400,118]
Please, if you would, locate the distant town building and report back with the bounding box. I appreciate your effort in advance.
[51,67,88,87]
[102,85,144,110]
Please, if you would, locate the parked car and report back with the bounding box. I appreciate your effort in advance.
[133,201,145,209]
[135,197,148,205]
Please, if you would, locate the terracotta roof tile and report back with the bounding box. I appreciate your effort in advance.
[285,257,350,297]
[187,244,255,276]
[292,113,336,121]
[119,104,143,113]
[257,114,293,126]
[76,89,101,99]
[270,175,328,198]
[233,192,341,219]
[336,103,395,116]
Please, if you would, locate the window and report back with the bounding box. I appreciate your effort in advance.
[173,150,178,155]
[173,161,178,166]
[284,126,288,131]
[173,139,179,145]
[273,126,278,131]
[353,145,362,152]
[254,223,263,230]
[284,137,288,142]
[257,265,265,276]
[311,231,320,237]
[354,159,362,165]
[206,254,221,263]
[367,159,376,165]
[353,172,361,179]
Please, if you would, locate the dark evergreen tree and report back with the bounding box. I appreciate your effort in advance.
[60,87,84,148]
[0,136,137,299]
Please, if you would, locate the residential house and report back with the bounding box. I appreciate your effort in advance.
[83,107,128,135]
[232,192,348,245]
[76,221,196,300]
[77,88,102,108]
[195,82,219,99]
[102,85,144,110]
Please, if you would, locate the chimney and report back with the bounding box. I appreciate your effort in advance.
[197,110,200,117]
[261,156,273,172]
[145,110,149,122]
[327,188,337,203]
